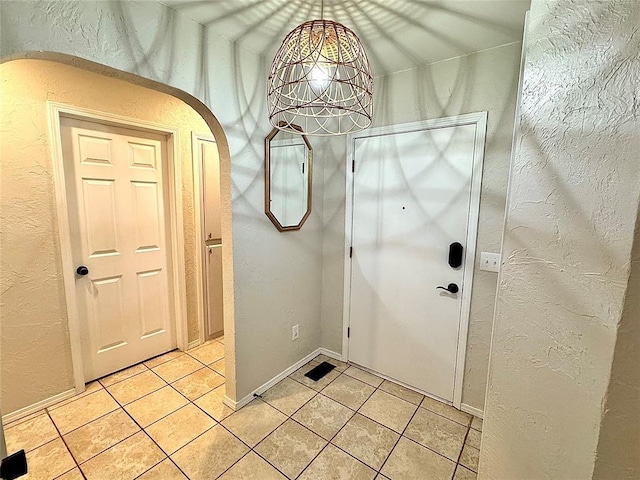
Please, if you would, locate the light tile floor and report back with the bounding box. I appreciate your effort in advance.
[5,340,482,480]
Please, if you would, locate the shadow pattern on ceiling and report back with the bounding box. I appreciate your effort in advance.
[160,0,530,75]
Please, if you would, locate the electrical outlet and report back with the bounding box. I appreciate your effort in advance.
[480,252,501,272]
[292,324,299,341]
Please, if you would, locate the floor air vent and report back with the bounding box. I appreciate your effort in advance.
[304,361,336,381]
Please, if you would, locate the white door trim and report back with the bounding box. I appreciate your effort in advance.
[191,132,217,347]
[47,101,188,394]
[342,112,488,409]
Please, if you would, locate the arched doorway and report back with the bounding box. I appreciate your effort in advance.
[0,54,237,419]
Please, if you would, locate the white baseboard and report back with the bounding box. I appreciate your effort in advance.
[461,403,484,419]
[350,360,447,402]
[348,359,483,418]
[188,339,201,350]
[318,348,344,362]
[3,388,76,424]
[223,348,325,411]
[218,345,484,420]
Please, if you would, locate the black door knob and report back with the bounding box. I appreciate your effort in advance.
[76,265,89,276]
[436,283,459,294]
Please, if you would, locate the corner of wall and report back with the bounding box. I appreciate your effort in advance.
[593,201,640,480]
[319,135,349,354]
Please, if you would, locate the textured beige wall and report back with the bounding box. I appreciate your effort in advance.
[320,42,523,412]
[0,59,210,414]
[481,1,640,478]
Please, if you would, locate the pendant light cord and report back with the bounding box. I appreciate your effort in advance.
[320,0,324,20]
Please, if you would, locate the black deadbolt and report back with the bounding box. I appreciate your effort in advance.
[76,265,89,276]
[436,283,459,294]
[448,242,463,268]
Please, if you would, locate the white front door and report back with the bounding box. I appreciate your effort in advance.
[60,117,177,381]
[348,116,485,402]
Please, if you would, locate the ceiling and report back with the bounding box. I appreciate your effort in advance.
[159,0,530,76]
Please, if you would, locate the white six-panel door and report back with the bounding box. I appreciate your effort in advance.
[348,117,485,403]
[60,117,177,381]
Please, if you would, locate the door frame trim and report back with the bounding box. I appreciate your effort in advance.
[342,111,488,408]
[47,101,188,393]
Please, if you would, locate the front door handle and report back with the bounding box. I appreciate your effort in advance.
[436,283,459,294]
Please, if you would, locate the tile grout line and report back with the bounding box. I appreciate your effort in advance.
[375,392,424,477]
[262,390,322,420]
[85,363,257,478]
[292,441,333,479]
[344,365,473,476]
[253,371,387,478]
[85,376,168,476]
[45,409,85,479]
[208,400,291,480]
[382,407,473,473]
[138,347,244,479]
[251,403,334,478]
[317,355,473,428]
[291,356,466,425]
[134,380,228,477]
[220,429,291,480]
[165,344,230,479]
[281,355,477,478]
[102,364,196,480]
[4,410,50,430]
[143,350,187,369]
[457,426,472,468]
[76,363,207,478]
[97,365,158,390]
[3,413,57,454]
[20,347,225,480]
[25,350,479,480]
[150,351,224,385]
[47,392,121,436]
[217,370,361,480]
[47,387,107,414]
[104,370,169,404]
[255,390,376,479]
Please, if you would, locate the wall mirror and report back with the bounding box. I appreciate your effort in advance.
[265,124,313,231]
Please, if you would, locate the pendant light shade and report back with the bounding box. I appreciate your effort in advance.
[267,20,373,136]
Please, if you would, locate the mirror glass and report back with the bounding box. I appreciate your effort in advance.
[265,126,312,231]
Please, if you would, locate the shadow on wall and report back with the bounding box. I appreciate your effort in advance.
[481,0,640,476]
[161,0,528,236]
[320,41,525,410]
[130,0,530,417]
[176,0,531,412]
[71,0,530,255]
[0,0,529,241]
[0,0,529,409]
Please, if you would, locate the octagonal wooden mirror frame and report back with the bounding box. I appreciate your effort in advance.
[264,123,313,231]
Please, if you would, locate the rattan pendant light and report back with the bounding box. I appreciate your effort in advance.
[267,1,373,136]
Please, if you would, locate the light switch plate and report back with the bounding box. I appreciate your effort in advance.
[480,252,501,272]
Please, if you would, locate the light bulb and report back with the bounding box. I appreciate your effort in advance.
[309,65,330,91]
